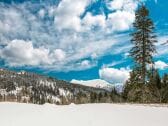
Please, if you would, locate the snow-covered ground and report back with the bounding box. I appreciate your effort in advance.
[0,102,168,126]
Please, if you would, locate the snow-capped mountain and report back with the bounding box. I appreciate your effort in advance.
[71,79,124,92]
[71,79,115,91]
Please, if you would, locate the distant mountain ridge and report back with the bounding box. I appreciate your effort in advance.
[71,79,114,91]
[71,79,123,92]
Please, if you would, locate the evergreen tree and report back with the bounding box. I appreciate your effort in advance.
[90,92,97,103]
[130,4,157,84]
[110,88,118,102]
[148,68,161,89]
[161,74,168,103]
[122,67,142,101]
[98,92,103,102]
[147,68,162,103]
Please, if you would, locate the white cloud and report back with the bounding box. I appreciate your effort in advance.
[0,7,29,44]
[54,0,137,32]
[0,40,68,67]
[105,0,140,32]
[102,60,125,68]
[0,39,97,71]
[80,60,92,68]
[51,49,66,62]
[99,67,130,84]
[107,0,138,12]
[82,12,106,29]
[74,60,97,71]
[38,9,46,18]
[155,35,168,56]
[0,0,142,71]
[46,59,97,72]
[155,61,168,70]
[54,0,89,31]
[107,10,135,32]
[67,38,117,62]
[124,52,130,58]
[108,0,124,10]
[0,40,51,66]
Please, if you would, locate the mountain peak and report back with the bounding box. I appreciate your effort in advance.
[71,79,114,91]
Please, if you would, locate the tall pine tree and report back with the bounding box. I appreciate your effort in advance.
[130,4,157,84]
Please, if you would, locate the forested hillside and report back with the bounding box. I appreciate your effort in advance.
[0,69,120,105]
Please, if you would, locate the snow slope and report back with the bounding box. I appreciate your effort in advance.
[71,79,114,91]
[0,102,168,126]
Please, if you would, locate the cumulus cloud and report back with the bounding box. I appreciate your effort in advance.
[0,0,142,71]
[155,61,168,70]
[54,0,89,31]
[107,10,135,32]
[54,0,137,32]
[105,0,137,32]
[99,67,130,84]
[107,0,138,12]
[0,40,51,66]
[0,40,67,67]
[50,49,66,62]
[82,12,106,29]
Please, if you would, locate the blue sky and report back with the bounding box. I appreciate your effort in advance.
[0,0,168,84]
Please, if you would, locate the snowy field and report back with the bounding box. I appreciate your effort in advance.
[0,102,168,126]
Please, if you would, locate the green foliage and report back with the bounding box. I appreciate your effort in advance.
[123,68,168,103]
[161,74,168,103]
[90,92,98,103]
[130,5,157,84]
[122,4,168,104]
[122,67,142,101]
[98,92,103,101]
[110,88,120,102]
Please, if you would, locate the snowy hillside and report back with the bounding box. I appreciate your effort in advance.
[0,69,118,104]
[0,102,168,126]
[71,79,114,91]
[71,79,123,92]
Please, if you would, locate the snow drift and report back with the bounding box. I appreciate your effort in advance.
[0,102,168,126]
